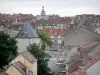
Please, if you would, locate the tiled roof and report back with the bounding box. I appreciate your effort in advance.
[36,18,72,26]
[83,42,100,49]
[45,28,70,35]
[21,51,37,63]
[16,22,39,38]
[82,55,100,71]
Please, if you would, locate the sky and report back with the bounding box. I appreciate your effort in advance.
[0,0,100,16]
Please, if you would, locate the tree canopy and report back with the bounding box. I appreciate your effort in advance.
[27,44,51,75]
[0,31,18,68]
[37,29,52,50]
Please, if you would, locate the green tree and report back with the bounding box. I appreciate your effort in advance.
[37,29,52,50]
[27,44,51,75]
[0,31,18,68]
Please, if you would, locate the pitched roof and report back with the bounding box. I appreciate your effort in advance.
[83,42,100,49]
[21,51,37,63]
[83,55,100,70]
[36,19,71,26]
[71,42,100,56]
[64,26,100,46]
[13,61,26,75]
[69,55,100,75]
[16,22,39,38]
[88,44,100,59]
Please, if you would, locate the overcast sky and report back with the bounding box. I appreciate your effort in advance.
[0,0,100,16]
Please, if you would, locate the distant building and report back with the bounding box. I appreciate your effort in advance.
[45,28,70,51]
[36,18,72,30]
[16,22,41,52]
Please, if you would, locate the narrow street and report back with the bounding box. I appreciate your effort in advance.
[45,51,66,75]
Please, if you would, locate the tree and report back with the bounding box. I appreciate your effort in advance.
[27,44,51,75]
[27,29,53,75]
[37,29,52,50]
[0,31,18,68]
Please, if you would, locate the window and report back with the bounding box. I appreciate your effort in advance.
[40,24,42,26]
[58,36,61,38]
[53,24,55,25]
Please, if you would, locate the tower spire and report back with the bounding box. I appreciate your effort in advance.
[41,6,46,16]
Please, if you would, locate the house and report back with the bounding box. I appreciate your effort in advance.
[6,51,37,75]
[16,22,41,52]
[63,26,100,74]
[64,27,100,46]
[45,28,70,51]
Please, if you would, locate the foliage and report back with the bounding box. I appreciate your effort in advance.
[37,29,52,49]
[27,44,51,75]
[0,31,18,68]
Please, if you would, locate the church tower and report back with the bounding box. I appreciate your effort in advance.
[41,6,46,16]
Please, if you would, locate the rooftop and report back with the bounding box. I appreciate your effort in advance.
[16,22,39,38]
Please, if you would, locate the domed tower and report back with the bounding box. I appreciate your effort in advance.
[41,6,46,16]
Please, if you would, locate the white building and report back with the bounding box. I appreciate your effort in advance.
[16,22,41,52]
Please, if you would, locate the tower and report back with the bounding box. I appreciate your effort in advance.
[41,6,46,16]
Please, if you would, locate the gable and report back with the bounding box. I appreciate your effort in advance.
[6,65,22,75]
[64,27,100,46]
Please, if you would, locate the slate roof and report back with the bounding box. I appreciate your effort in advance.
[16,22,39,38]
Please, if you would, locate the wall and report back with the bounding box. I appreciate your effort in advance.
[6,65,22,75]
[64,27,100,46]
[16,38,41,52]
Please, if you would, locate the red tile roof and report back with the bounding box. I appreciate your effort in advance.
[45,28,70,35]
[82,55,100,71]
[83,42,100,49]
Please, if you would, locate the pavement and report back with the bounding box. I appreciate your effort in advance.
[45,51,66,75]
